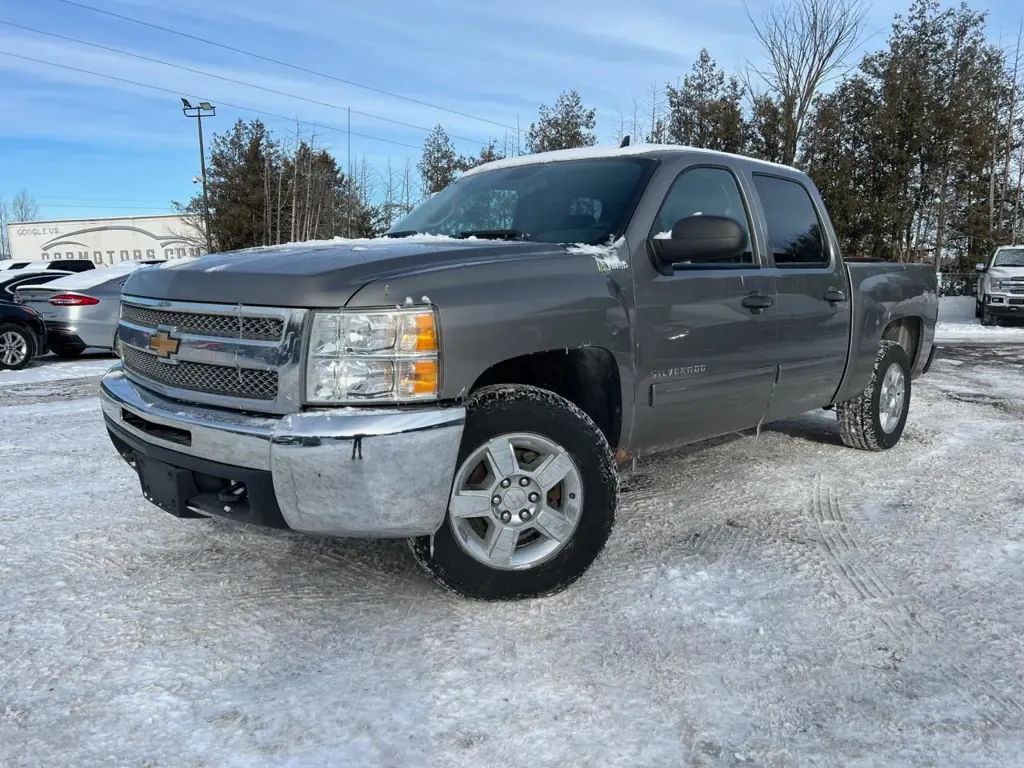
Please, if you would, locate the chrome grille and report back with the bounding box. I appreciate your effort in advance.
[121,345,278,401]
[121,303,284,342]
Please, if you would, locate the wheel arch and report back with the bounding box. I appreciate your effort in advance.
[881,316,923,369]
[469,347,623,451]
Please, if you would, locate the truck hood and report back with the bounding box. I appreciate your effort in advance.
[987,266,1024,280]
[122,237,564,307]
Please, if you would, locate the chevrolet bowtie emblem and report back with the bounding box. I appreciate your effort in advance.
[148,330,181,359]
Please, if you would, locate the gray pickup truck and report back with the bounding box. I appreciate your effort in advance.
[101,145,939,600]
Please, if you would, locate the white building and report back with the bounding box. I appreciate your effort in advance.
[4,214,206,266]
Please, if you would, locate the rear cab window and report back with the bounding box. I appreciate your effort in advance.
[751,174,829,268]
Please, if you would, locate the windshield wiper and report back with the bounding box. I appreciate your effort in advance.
[457,229,534,242]
[384,230,421,238]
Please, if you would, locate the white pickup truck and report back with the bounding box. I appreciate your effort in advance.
[975,245,1024,326]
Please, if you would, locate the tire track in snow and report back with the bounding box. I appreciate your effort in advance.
[808,474,1024,728]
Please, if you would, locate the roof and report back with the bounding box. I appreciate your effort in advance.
[460,143,800,178]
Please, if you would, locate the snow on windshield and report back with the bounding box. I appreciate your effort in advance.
[993,248,1024,267]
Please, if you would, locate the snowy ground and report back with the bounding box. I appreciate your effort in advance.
[3,348,1024,767]
[0,351,114,388]
[936,296,1024,344]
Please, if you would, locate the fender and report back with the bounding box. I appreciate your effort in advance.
[345,250,638,440]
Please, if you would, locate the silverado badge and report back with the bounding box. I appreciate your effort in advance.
[148,330,180,359]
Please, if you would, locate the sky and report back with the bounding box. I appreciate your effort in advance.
[0,0,1020,222]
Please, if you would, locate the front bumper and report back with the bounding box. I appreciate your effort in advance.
[100,365,466,537]
[983,294,1024,317]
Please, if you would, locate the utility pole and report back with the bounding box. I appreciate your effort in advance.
[181,98,215,254]
[347,107,352,239]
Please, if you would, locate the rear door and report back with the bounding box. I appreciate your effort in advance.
[750,173,851,420]
[632,163,779,451]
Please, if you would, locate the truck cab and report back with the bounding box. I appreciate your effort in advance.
[976,245,1024,325]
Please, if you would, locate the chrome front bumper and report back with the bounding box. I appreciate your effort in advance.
[100,365,466,537]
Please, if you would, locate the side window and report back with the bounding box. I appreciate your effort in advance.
[651,167,754,265]
[751,174,827,267]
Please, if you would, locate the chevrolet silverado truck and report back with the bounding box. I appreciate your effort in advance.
[975,244,1024,325]
[101,145,939,600]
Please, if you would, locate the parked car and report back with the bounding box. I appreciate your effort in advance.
[0,259,96,273]
[0,269,74,300]
[0,297,47,370]
[975,245,1024,325]
[99,145,939,600]
[14,263,146,358]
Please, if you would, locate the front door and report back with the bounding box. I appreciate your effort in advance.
[749,173,851,421]
[632,164,779,453]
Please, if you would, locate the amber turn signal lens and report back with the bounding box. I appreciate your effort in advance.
[398,311,437,354]
[410,360,438,395]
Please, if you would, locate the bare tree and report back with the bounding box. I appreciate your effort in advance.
[746,0,868,164]
[0,197,10,258]
[10,189,39,222]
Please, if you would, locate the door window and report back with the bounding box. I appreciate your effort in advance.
[751,174,828,267]
[651,166,755,265]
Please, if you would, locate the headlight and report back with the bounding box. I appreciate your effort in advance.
[305,308,440,404]
[989,278,1003,291]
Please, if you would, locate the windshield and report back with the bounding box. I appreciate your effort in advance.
[389,157,657,245]
[993,248,1024,267]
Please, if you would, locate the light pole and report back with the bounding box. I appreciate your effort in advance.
[181,98,215,254]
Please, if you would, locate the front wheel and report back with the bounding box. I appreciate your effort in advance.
[410,384,617,600]
[975,299,982,318]
[835,340,911,451]
[981,306,999,327]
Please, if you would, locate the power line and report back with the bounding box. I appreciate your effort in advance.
[57,0,520,134]
[36,195,173,203]
[0,50,425,150]
[0,20,490,146]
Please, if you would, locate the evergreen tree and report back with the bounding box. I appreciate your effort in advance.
[418,125,459,196]
[525,90,597,153]
[665,49,747,153]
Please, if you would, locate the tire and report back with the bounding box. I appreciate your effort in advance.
[981,307,998,327]
[836,340,911,451]
[0,323,33,371]
[50,344,84,359]
[975,300,982,319]
[409,384,617,600]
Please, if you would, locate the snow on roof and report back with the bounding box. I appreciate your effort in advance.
[40,262,155,290]
[460,143,799,177]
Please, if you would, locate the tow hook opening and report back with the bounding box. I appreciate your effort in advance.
[217,481,248,504]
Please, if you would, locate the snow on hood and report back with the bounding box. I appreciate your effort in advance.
[224,233,469,256]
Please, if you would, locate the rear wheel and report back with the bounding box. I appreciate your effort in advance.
[410,384,617,600]
[836,340,911,451]
[0,324,33,370]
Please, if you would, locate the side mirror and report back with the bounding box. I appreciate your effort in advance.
[975,262,987,272]
[650,215,746,267]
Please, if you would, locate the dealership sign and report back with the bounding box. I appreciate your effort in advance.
[6,215,206,264]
